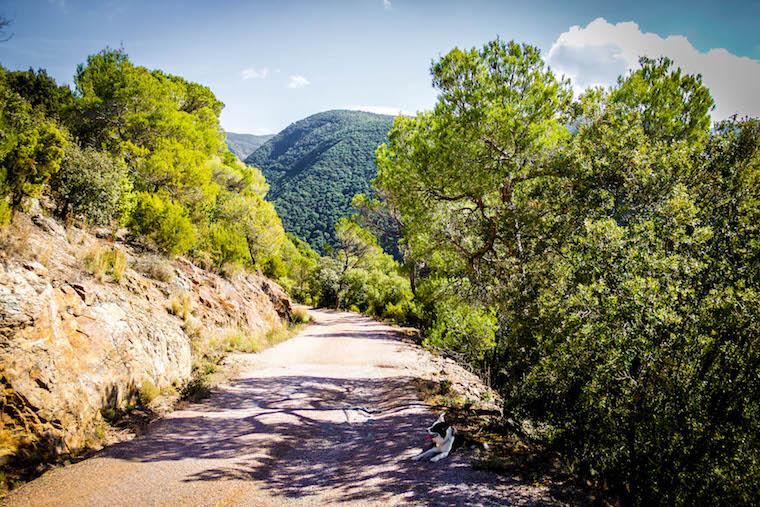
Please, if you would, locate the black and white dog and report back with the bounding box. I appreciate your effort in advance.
[412,413,485,462]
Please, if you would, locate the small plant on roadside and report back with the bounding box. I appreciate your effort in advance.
[291,307,310,324]
[180,375,212,402]
[138,379,159,407]
[221,328,262,353]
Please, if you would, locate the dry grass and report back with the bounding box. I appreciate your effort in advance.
[82,245,127,283]
[34,244,54,267]
[138,379,159,407]
[202,323,291,355]
[180,321,300,403]
[220,261,244,279]
[167,291,192,321]
[65,227,88,247]
[291,306,310,324]
[0,220,33,260]
[135,255,175,283]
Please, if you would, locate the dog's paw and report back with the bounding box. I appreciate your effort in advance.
[430,453,447,462]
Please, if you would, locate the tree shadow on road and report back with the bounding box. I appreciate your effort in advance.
[101,375,563,506]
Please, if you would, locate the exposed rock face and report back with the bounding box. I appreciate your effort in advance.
[0,214,292,464]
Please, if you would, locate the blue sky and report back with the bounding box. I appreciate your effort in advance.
[1,0,758,134]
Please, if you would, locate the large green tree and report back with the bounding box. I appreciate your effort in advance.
[0,67,66,221]
[70,48,290,264]
[377,40,758,505]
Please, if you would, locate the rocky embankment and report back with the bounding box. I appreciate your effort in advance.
[0,211,293,471]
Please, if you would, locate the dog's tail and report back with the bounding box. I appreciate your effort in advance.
[467,440,490,452]
[454,431,490,453]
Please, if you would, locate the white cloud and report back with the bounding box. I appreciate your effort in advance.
[547,17,760,120]
[287,75,310,89]
[383,0,392,10]
[241,67,269,80]
[345,105,410,116]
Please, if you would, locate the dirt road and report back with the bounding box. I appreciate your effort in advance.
[4,310,558,506]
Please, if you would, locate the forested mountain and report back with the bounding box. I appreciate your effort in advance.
[245,110,394,251]
[225,132,274,160]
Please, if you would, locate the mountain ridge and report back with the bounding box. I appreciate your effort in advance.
[225,131,274,160]
[245,109,394,250]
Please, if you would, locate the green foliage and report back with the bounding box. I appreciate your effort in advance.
[611,56,714,143]
[377,39,759,505]
[0,67,67,214]
[5,68,75,121]
[424,299,497,364]
[204,222,250,268]
[50,143,132,225]
[0,201,10,226]
[350,193,403,260]
[278,233,320,299]
[303,218,414,322]
[61,48,293,274]
[215,190,286,267]
[130,192,196,255]
[246,110,394,251]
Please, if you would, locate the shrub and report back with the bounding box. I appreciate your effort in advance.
[129,192,196,256]
[138,379,159,407]
[0,201,11,226]
[263,255,287,280]
[0,70,66,213]
[180,375,212,402]
[423,301,497,364]
[291,307,310,324]
[50,144,132,226]
[135,254,175,283]
[204,223,250,269]
[383,301,408,322]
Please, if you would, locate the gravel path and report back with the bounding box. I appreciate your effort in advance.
[4,310,559,506]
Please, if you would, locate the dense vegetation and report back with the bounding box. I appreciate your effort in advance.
[303,217,413,319]
[376,40,759,505]
[245,110,393,251]
[0,50,316,291]
[3,34,757,507]
[225,131,273,160]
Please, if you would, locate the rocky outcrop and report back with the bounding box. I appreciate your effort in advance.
[0,213,292,465]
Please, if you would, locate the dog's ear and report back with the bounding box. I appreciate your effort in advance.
[440,412,446,422]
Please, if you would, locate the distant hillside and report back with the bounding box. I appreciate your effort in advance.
[245,110,394,250]
[225,132,274,160]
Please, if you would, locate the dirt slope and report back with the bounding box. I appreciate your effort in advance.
[4,310,560,506]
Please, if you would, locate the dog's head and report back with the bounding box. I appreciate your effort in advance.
[426,413,454,446]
